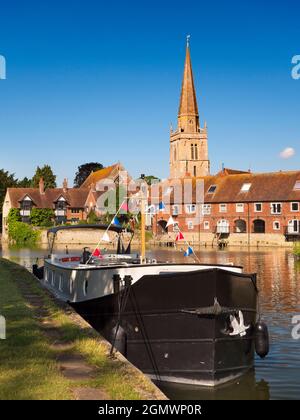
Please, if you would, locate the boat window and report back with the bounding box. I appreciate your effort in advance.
[70,278,74,294]
[58,274,63,291]
[83,280,88,296]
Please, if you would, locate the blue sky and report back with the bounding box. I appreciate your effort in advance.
[0,0,299,186]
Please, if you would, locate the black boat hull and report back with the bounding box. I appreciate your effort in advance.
[70,268,257,386]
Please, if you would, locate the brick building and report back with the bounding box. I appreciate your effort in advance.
[152,170,300,244]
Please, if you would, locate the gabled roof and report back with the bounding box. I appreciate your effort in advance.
[80,163,124,189]
[7,188,90,209]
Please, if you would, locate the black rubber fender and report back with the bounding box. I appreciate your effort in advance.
[255,321,269,358]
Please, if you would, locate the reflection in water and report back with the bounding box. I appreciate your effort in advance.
[0,244,300,399]
[157,370,270,400]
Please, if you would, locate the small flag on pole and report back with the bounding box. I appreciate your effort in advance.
[120,202,128,212]
[175,231,184,241]
[184,246,193,257]
[92,248,101,257]
[101,232,110,242]
[159,201,165,211]
[112,217,121,226]
[166,216,175,228]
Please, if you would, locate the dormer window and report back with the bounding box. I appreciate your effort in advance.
[293,180,300,190]
[241,183,251,192]
[55,196,66,210]
[20,196,32,210]
[207,185,217,194]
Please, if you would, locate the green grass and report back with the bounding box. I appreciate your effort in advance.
[0,258,163,400]
[0,259,72,399]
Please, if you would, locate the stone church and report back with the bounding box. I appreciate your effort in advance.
[169,39,210,179]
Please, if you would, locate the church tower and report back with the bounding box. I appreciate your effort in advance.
[170,38,210,178]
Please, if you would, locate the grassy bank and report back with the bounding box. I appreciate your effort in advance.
[0,258,165,400]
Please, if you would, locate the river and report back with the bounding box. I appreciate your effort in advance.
[1,244,299,400]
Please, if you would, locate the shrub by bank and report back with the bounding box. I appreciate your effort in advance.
[7,209,40,246]
[293,242,300,259]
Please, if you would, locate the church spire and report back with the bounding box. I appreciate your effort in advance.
[178,36,199,133]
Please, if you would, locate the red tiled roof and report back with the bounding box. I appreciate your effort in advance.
[150,171,300,204]
[7,188,90,209]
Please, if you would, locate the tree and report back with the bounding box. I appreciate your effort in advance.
[17,177,32,188]
[73,162,104,188]
[31,165,57,189]
[0,169,18,219]
[143,175,160,186]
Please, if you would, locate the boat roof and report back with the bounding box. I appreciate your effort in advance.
[47,224,133,235]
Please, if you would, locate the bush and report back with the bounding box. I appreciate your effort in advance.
[7,208,21,224]
[7,208,40,246]
[8,221,40,246]
[30,208,54,227]
[87,210,98,224]
[293,242,300,258]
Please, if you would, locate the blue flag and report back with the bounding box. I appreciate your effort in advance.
[112,217,121,226]
[184,246,193,257]
[158,201,165,210]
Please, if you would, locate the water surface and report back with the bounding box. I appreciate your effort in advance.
[1,244,299,400]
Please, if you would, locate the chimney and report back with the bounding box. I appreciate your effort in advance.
[63,178,68,193]
[39,177,45,195]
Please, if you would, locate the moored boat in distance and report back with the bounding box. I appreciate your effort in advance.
[33,223,269,387]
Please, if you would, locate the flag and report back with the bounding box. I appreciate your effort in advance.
[175,231,184,241]
[120,202,128,212]
[166,216,175,228]
[92,248,101,257]
[184,246,193,257]
[112,217,121,226]
[101,232,110,242]
[158,201,165,211]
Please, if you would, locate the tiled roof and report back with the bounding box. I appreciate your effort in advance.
[80,163,121,188]
[7,188,90,209]
[150,171,300,204]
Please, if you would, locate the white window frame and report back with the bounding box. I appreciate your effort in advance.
[236,203,244,213]
[186,204,196,214]
[202,204,211,215]
[271,202,282,215]
[173,222,180,232]
[241,183,251,192]
[219,204,227,213]
[273,221,280,231]
[291,202,299,212]
[172,205,180,215]
[254,203,262,212]
[203,221,210,230]
[187,221,194,230]
[207,185,217,194]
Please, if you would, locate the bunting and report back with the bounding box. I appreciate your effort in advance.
[101,232,110,242]
[175,231,184,241]
[184,246,193,257]
[92,248,101,257]
[159,201,165,211]
[166,216,175,228]
[112,217,121,226]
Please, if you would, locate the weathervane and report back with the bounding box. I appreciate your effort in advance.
[186,34,190,47]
